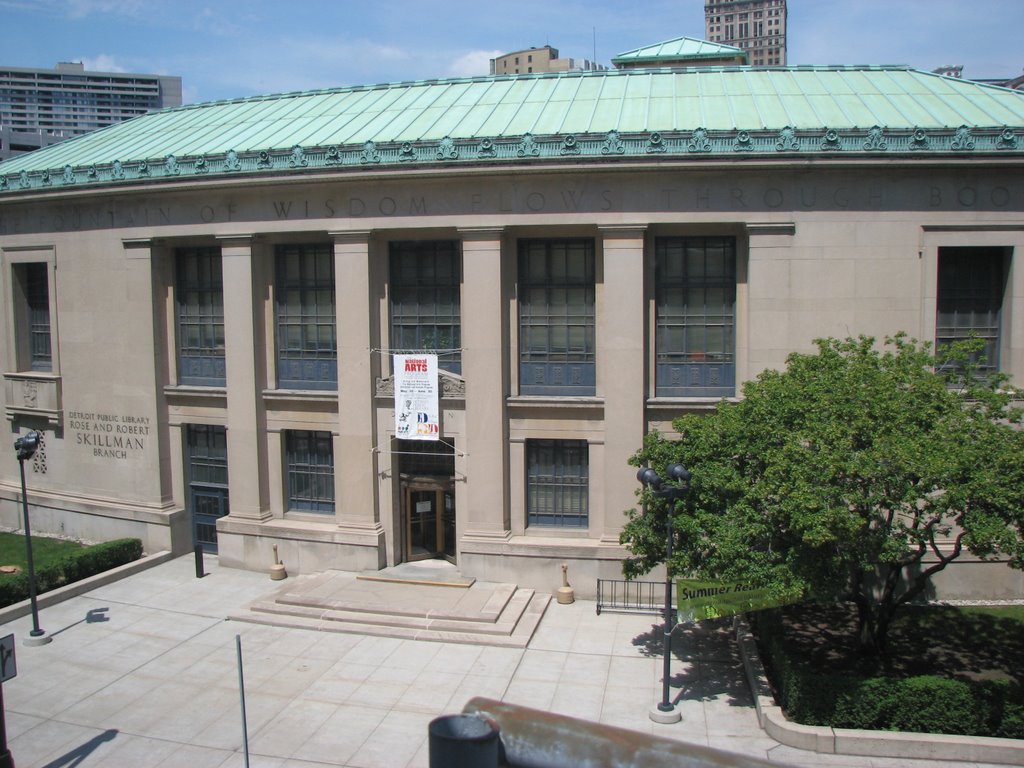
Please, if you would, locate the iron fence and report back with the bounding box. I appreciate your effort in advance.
[595,578,671,615]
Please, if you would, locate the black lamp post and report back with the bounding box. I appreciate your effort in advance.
[637,463,691,724]
[14,431,50,646]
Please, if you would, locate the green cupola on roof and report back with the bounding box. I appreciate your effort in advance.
[612,36,748,68]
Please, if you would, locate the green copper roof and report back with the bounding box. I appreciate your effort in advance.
[1,66,1022,196]
[612,37,747,66]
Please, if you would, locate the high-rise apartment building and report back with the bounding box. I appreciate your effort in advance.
[0,61,182,161]
[704,0,787,66]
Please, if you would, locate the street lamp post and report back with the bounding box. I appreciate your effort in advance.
[14,431,50,646]
[637,463,691,724]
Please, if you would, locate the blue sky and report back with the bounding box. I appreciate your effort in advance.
[1,0,1021,104]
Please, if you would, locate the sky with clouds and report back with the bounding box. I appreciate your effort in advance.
[1,0,1021,104]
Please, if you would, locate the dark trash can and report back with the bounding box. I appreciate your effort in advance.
[428,713,500,767]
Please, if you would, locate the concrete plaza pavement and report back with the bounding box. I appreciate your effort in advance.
[0,554,1009,768]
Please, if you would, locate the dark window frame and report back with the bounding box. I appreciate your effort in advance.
[936,246,1009,377]
[176,246,225,386]
[285,429,335,514]
[389,240,462,374]
[186,424,229,487]
[518,238,596,395]
[654,236,737,397]
[21,261,51,372]
[275,243,337,390]
[526,439,589,528]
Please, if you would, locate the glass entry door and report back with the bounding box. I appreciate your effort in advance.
[403,479,455,562]
[187,424,229,553]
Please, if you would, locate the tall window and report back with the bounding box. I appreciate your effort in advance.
[186,424,229,553]
[275,243,336,390]
[11,262,51,372]
[24,263,51,372]
[655,237,736,397]
[176,247,225,386]
[518,239,595,395]
[936,247,1008,376]
[526,439,589,528]
[390,241,461,374]
[285,430,335,513]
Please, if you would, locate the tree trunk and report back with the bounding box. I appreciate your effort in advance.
[854,593,892,657]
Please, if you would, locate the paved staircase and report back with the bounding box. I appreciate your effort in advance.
[229,566,550,648]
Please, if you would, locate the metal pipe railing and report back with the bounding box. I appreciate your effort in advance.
[595,578,667,615]
[449,697,789,768]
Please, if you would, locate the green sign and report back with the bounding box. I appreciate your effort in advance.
[676,579,800,623]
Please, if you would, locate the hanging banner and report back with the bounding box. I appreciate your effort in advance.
[394,354,439,441]
[676,579,801,624]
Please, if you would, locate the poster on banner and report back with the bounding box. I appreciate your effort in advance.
[394,354,439,441]
[675,579,802,624]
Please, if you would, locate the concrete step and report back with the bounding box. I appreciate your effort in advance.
[229,571,550,648]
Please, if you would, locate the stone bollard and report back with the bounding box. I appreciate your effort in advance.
[269,544,287,580]
[556,562,575,604]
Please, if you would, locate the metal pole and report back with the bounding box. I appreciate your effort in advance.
[236,634,250,768]
[194,544,205,579]
[0,682,13,768]
[19,456,45,641]
[658,499,674,714]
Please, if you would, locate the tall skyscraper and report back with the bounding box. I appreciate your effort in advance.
[704,0,787,66]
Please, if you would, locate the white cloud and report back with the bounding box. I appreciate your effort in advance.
[80,54,128,72]
[57,0,145,19]
[447,50,502,78]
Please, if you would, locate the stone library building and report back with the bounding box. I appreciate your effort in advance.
[0,56,1022,598]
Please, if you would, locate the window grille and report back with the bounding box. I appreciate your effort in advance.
[286,430,335,513]
[176,247,225,386]
[23,262,51,372]
[518,239,595,395]
[936,247,1008,376]
[389,241,461,374]
[275,243,337,389]
[526,439,589,528]
[655,237,736,397]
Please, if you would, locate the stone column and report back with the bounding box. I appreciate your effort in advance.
[459,228,510,538]
[121,238,172,505]
[598,226,647,541]
[219,235,269,520]
[331,231,381,536]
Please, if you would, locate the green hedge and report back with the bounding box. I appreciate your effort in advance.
[0,538,143,608]
[757,609,1024,739]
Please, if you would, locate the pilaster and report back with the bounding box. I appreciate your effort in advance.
[459,227,510,537]
[598,225,646,541]
[219,235,270,520]
[331,230,380,532]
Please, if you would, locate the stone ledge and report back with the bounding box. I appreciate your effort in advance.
[734,615,1024,766]
[0,549,174,625]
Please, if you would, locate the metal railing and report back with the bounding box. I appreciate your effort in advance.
[595,578,670,615]
[429,697,788,768]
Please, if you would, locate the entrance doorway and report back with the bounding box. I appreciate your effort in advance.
[404,479,455,561]
[397,439,456,563]
[186,425,229,553]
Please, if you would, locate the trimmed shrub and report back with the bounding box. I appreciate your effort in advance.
[755,608,1024,738]
[0,538,143,607]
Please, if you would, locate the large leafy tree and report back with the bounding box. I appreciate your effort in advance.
[622,335,1024,656]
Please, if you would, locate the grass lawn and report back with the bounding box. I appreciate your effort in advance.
[0,531,84,575]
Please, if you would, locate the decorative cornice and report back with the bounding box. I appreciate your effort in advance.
[1,126,1021,197]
